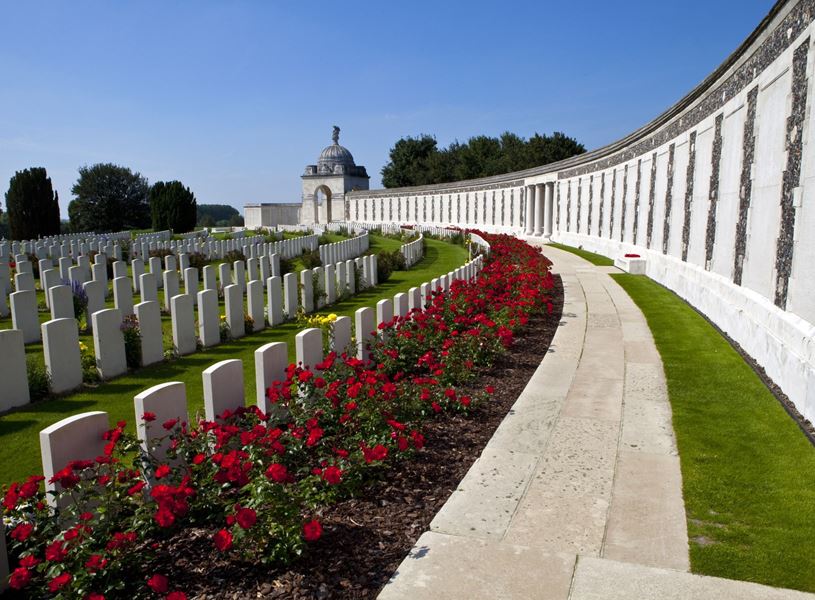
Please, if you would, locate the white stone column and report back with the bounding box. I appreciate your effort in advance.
[534,184,545,236]
[524,185,535,236]
[544,182,555,237]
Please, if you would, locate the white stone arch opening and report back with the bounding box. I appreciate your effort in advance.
[314,184,333,223]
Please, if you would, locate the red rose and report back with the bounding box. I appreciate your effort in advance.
[45,540,68,562]
[236,507,257,529]
[303,519,322,542]
[19,555,39,568]
[154,464,171,479]
[9,567,31,589]
[298,370,313,383]
[127,481,146,496]
[85,554,108,573]
[162,418,178,431]
[306,427,324,447]
[10,522,33,542]
[322,466,342,485]
[49,572,72,592]
[167,592,187,600]
[154,507,175,528]
[142,411,156,422]
[87,593,106,600]
[192,453,206,465]
[213,528,233,552]
[147,573,169,594]
[265,463,288,483]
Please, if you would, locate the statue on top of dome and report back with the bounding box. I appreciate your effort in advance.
[332,125,340,145]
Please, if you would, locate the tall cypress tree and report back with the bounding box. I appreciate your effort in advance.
[5,167,61,240]
[150,181,197,233]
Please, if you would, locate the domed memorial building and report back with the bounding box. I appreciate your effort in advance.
[301,126,370,224]
[243,126,369,228]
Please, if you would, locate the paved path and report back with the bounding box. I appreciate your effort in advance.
[379,245,815,600]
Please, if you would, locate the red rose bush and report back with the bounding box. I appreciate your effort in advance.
[1,233,553,598]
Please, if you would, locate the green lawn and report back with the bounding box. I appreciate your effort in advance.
[613,274,815,593]
[0,237,466,485]
[547,242,614,266]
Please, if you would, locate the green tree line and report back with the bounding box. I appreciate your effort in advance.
[381,131,585,188]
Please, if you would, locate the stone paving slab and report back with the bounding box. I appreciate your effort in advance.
[378,531,576,600]
[569,557,815,600]
[603,451,689,570]
[429,447,538,539]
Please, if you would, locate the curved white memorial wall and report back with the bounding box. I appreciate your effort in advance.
[346,0,815,423]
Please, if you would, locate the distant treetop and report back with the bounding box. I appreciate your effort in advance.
[381,131,585,189]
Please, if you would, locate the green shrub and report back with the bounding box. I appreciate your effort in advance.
[26,358,50,401]
[121,315,142,369]
[187,251,209,270]
[224,249,246,264]
[301,248,322,269]
[279,257,294,276]
[375,250,405,284]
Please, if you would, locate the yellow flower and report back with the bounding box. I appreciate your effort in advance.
[79,342,88,352]
[327,313,337,322]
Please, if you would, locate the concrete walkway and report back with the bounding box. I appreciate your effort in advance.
[378,246,815,600]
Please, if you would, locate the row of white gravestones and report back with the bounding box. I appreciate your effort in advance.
[0,252,487,586]
[317,232,370,266]
[0,250,483,426]
[401,233,425,268]
[30,252,487,480]
[0,232,371,322]
[130,232,322,263]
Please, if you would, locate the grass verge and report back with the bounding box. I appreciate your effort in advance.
[0,237,467,485]
[547,242,613,266]
[612,273,815,593]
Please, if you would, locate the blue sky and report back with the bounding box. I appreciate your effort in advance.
[0,1,772,218]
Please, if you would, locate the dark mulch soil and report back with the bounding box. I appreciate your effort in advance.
[151,275,565,599]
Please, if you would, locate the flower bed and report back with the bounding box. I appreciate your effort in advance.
[2,233,554,599]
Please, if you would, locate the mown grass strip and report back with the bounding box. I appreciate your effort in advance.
[546,242,614,265]
[0,237,467,485]
[612,273,815,593]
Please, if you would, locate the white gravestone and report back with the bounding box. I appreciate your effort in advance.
[83,280,105,330]
[92,308,127,380]
[202,265,217,291]
[224,284,244,339]
[254,342,287,413]
[40,411,109,508]
[300,269,313,314]
[140,272,158,304]
[11,289,40,343]
[170,294,195,355]
[132,259,144,292]
[283,272,298,319]
[135,301,164,366]
[295,328,323,371]
[202,359,244,421]
[113,276,134,317]
[376,299,394,341]
[355,306,375,361]
[0,329,30,410]
[42,318,82,394]
[49,284,74,320]
[135,381,188,461]
[246,279,265,332]
[331,315,352,355]
[184,267,198,298]
[408,286,421,313]
[163,270,179,312]
[15,271,35,293]
[393,292,408,319]
[266,276,283,326]
[197,289,220,348]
